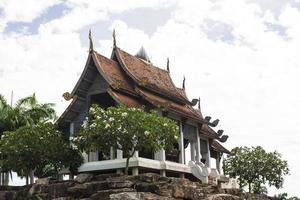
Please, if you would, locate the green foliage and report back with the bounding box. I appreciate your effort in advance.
[277,193,289,200]
[253,184,268,195]
[0,93,55,135]
[0,123,83,178]
[223,146,289,193]
[73,105,179,175]
[275,193,300,200]
[0,93,58,180]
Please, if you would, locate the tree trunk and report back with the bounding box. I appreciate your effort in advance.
[4,172,9,185]
[248,182,252,193]
[26,175,29,185]
[124,150,136,176]
[125,156,130,176]
[29,169,34,184]
[0,172,7,185]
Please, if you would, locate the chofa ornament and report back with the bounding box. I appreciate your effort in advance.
[63,92,73,101]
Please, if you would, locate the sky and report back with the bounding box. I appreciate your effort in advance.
[1,0,300,196]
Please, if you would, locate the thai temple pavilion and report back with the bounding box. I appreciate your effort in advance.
[57,31,230,183]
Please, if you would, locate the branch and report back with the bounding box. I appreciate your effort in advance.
[130,148,136,158]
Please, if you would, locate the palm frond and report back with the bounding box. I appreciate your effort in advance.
[0,94,8,110]
[15,93,37,109]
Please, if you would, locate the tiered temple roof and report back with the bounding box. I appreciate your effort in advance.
[58,41,229,154]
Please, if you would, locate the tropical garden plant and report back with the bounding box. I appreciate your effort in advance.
[0,93,55,135]
[0,122,83,184]
[0,93,77,185]
[275,193,300,200]
[223,146,289,193]
[73,105,179,175]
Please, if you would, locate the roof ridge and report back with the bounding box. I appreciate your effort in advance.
[93,50,137,95]
[119,48,169,72]
[93,50,119,64]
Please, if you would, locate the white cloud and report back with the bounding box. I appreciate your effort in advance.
[38,6,109,34]
[279,5,300,39]
[0,30,86,112]
[0,0,61,31]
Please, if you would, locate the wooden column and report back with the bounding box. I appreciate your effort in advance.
[196,127,202,163]
[155,149,166,161]
[132,150,139,175]
[110,147,115,160]
[82,152,88,163]
[179,121,185,164]
[190,142,196,161]
[69,122,74,137]
[216,153,221,173]
[133,150,139,157]
[29,170,34,184]
[132,167,139,176]
[117,150,123,159]
[154,109,167,174]
[155,149,166,176]
[116,141,123,159]
[206,140,211,167]
[89,151,99,162]
[116,150,123,174]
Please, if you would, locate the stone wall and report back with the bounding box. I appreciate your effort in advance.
[0,173,273,200]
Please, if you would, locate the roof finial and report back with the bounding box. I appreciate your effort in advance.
[198,97,201,110]
[182,76,186,90]
[89,29,93,52]
[113,29,117,48]
[136,46,151,63]
[167,57,170,72]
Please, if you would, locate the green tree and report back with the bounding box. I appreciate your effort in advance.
[73,105,179,175]
[223,146,289,193]
[276,193,289,200]
[0,94,19,134]
[275,193,300,200]
[0,93,55,135]
[0,123,83,184]
[0,93,56,184]
[253,184,268,195]
[289,197,300,200]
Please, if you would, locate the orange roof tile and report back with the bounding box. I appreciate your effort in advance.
[136,87,206,123]
[200,125,219,139]
[108,89,142,107]
[93,51,136,95]
[115,48,190,104]
[211,140,231,154]
[177,87,188,99]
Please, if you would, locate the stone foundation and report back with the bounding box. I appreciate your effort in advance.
[0,173,272,200]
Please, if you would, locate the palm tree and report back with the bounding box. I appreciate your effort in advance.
[14,93,56,126]
[0,94,55,133]
[0,93,56,185]
[0,94,17,134]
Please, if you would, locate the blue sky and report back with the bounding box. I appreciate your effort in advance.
[1,0,300,196]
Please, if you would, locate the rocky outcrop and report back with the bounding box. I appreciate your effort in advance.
[0,173,272,200]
